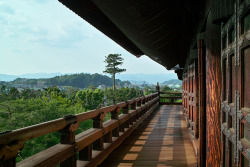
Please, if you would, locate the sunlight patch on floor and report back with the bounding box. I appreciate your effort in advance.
[142,131,151,135]
[139,135,149,140]
[129,146,143,152]
[118,162,133,167]
[135,140,146,145]
[158,147,174,161]
[123,153,138,160]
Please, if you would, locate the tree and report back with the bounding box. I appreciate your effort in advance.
[8,87,20,100]
[0,85,6,94]
[161,85,172,92]
[103,54,126,104]
[76,89,103,110]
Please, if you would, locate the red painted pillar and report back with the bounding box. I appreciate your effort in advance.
[205,12,221,166]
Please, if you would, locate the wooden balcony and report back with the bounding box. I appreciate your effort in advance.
[100,105,196,167]
[0,92,197,167]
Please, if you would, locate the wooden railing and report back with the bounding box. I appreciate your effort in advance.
[0,93,159,167]
[159,92,182,105]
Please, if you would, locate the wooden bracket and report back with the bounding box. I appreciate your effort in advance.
[0,141,24,161]
[60,115,79,145]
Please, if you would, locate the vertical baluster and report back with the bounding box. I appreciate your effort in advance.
[171,97,174,104]
[142,97,146,115]
[79,145,92,161]
[137,98,142,118]
[144,97,148,113]
[60,115,79,167]
[123,104,130,129]
[92,112,105,150]
[104,132,112,143]
[131,101,137,122]
[119,107,125,133]
[111,108,120,137]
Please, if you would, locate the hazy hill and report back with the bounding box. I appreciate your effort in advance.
[7,73,130,89]
[0,73,64,82]
[161,79,182,85]
[116,73,177,84]
[0,73,178,84]
[0,74,18,82]
[128,80,150,85]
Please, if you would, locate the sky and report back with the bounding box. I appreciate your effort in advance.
[0,0,174,76]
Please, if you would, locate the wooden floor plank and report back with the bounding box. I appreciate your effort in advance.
[99,105,197,167]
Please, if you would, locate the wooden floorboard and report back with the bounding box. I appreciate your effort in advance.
[99,105,197,167]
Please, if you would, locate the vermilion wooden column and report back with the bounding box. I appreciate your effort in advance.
[198,39,206,167]
[194,61,199,139]
[205,12,221,167]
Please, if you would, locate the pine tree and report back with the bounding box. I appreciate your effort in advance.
[103,54,126,104]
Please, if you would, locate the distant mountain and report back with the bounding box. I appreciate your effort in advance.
[0,73,64,82]
[0,72,178,84]
[161,79,182,85]
[18,73,64,79]
[0,74,19,82]
[116,73,177,84]
[128,80,150,85]
[6,73,130,89]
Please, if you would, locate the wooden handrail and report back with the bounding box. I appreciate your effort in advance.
[159,92,182,105]
[0,93,159,167]
[0,118,67,144]
[160,92,182,95]
[160,96,182,99]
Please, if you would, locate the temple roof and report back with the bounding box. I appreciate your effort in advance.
[59,0,205,75]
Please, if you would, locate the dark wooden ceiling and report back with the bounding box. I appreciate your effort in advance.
[59,0,204,71]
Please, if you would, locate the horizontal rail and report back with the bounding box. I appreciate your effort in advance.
[159,92,182,105]
[160,92,182,95]
[160,96,182,99]
[0,93,159,167]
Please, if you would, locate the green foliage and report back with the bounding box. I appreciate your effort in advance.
[161,85,172,92]
[8,87,20,100]
[0,85,143,162]
[76,89,104,110]
[159,86,182,103]
[144,86,155,95]
[103,87,143,105]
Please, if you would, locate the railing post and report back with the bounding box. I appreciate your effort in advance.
[123,104,130,129]
[145,97,148,112]
[171,97,174,104]
[131,101,137,122]
[141,97,146,115]
[104,131,112,143]
[137,98,142,117]
[111,108,120,137]
[60,115,79,167]
[0,139,24,167]
[156,82,160,104]
[79,145,92,161]
[142,97,145,105]
[92,112,105,150]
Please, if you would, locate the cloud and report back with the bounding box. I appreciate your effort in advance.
[0,15,7,24]
[0,3,14,14]
[29,0,51,4]
[29,26,89,48]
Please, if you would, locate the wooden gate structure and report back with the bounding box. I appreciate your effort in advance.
[0,0,250,166]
